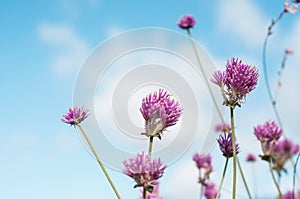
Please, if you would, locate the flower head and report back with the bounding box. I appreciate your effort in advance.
[285,48,294,55]
[177,15,196,30]
[123,152,166,190]
[204,182,218,199]
[140,89,182,138]
[272,139,300,172]
[61,107,89,126]
[246,153,257,162]
[281,190,300,199]
[211,58,259,107]
[215,122,232,133]
[192,153,213,175]
[284,0,298,13]
[254,121,282,142]
[217,132,240,158]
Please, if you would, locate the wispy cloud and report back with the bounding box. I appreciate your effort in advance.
[216,0,268,47]
[37,23,89,75]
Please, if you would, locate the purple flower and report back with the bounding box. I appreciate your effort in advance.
[215,122,232,133]
[177,15,196,30]
[61,107,89,126]
[284,0,298,13]
[272,139,300,172]
[211,58,259,107]
[281,190,300,199]
[140,89,182,138]
[217,133,240,158]
[204,182,218,199]
[254,121,282,142]
[246,153,257,162]
[285,48,294,55]
[123,152,166,190]
[192,153,213,175]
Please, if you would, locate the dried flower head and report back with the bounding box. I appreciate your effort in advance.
[217,132,240,158]
[284,0,298,13]
[177,15,196,30]
[272,139,300,173]
[215,122,232,133]
[211,58,259,107]
[140,89,182,138]
[204,182,218,199]
[246,153,257,162]
[61,107,89,126]
[123,152,166,190]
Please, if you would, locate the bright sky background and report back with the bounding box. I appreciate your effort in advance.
[1,0,300,199]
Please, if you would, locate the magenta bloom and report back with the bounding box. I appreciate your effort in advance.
[254,121,282,142]
[177,15,196,30]
[284,0,298,13]
[123,152,166,190]
[211,58,259,107]
[61,107,89,126]
[215,122,232,133]
[217,133,240,158]
[281,190,300,199]
[204,182,218,199]
[246,153,257,162]
[140,89,182,138]
[192,153,213,175]
[272,139,300,172]
[285,48,294,55]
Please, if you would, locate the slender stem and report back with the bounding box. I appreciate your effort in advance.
[251,164,257,199]
[262,12,286,137]
[216,158,229,199]
[268,160,282,199]
[200,184,204,199]
[187,30,225,125]
[293,153,300,199]
[148,136,154,155]
[143,187,147,199]
[77,124,121,199]
[230,107,237,199]
[237,157,252,199]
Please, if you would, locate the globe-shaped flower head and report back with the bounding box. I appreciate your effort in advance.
[177,15,196,30]
[211,58,259,107]
[61,107,89,126]
[123,152,166,192]
[140,89,183,139]
[217,132,240,158]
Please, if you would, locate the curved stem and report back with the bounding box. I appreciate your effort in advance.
[230,107,237,199]
[148,136,154,156]
[77,125,122,199]
[268,160,282,199]
[216,158,229,199]
[262,12,286,137]
[237,157,252,199]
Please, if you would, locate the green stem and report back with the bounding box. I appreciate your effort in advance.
[268,160,282,199]
[230,107,237,199]
[148,136,154,155]
[187,30,225,125]
[216,158,229,199]
[77,124,121,199]
[143,187,147,199]
[200,184,203,199]
[237,157,252,199]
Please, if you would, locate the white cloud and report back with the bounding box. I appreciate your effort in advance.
[217,0,268,47]
[37,23,89,75]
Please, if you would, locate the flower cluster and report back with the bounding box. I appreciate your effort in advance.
[246,153,257,162]
[123,152,166,190]
[211,58,259,107]
[177,15,196,30]
[61,107,89,126]
[140,89,182,138]
[254,121,282,159]
[281,190,300,199]
[217,132,240,158]
[204,182,218,199]
[193,153,213,178]
[272,138,300,173]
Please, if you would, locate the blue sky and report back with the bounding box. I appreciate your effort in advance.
[1,0,300,199]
